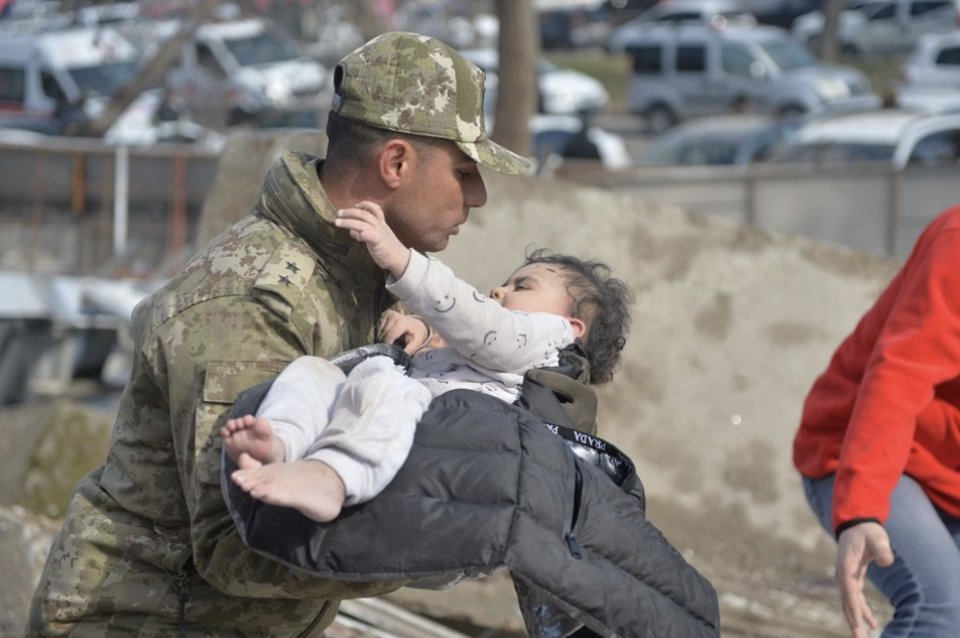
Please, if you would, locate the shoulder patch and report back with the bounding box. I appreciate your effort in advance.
[252,241,318,319]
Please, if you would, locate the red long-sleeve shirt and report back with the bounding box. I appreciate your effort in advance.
[793,205,960,533]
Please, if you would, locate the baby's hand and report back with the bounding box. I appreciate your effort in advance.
[335,201,409,278]
[381,310,431,354]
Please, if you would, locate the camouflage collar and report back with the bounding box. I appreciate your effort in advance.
[257,151,382,290]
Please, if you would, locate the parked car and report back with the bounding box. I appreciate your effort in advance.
[637,113,803,165]
[459,48,609,115]
[766,108,960,168]
[900,31,960,89]
[747,0,826,29]
[619,23,879,132]
[162,17,328,128]
[609,0,757,53]
[0,25,139,119]
[529,113,632,172]
[792,0,960,56]
[896,33,960,111]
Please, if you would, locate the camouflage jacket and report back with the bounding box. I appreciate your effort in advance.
[27,151,404,637]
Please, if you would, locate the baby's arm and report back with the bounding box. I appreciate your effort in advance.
[334,201,409,278]
[388,252,574,373]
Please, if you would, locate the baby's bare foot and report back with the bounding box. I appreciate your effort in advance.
[220,415,284,465]
[231,460,346,522]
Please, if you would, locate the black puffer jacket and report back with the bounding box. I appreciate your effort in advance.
[222,348,720,638]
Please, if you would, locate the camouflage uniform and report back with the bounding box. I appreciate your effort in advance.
[27,151,403,637]
[27,31,528,637]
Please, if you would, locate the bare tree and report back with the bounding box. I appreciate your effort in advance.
[819,0,846,62]
[354,0,393,40]
[82,0,222,137]
[492,0,538,157]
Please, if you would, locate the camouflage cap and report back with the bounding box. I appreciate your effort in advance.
[331,31,530,175]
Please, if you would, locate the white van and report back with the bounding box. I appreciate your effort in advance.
[0,26,139,122]
[164,17,328,127]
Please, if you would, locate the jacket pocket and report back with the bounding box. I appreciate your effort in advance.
[195,360,285,486]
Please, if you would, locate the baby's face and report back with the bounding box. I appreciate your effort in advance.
[489,263,574,318]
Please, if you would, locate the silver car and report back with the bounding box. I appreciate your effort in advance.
[900,31,960,89]
[766,108,960,169]
[792,0,960,56]
[621,23,880,132]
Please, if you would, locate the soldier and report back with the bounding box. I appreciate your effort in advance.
[26,31,529,637]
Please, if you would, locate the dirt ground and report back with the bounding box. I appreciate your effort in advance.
[381,494,891,638]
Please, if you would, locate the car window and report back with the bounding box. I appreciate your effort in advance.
[721,43,756,76]
[196,42,226,77]
[768,143,823,163]
[864,2,896,20]
[908,129,960,165]
[760,38,816,70]
[67,61,138,98]
[822,143,895,162]
[629,45,662,73]
[679,138,740,164]
[657,11,703,22]
[909,0,952,16]
[935,45,960,66]
[222,30,300,66]
[676,44,706,72]
[40,71,68,103]
[0,66,26,104]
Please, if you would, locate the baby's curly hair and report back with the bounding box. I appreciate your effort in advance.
[523,248,633,385]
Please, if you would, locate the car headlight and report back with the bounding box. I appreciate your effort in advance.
[816,78,850,102]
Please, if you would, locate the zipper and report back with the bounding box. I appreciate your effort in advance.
[565,464,584,560]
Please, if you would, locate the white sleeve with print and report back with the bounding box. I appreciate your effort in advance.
[386,251,574,375]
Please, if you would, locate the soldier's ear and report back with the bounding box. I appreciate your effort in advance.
[378,139,414,190]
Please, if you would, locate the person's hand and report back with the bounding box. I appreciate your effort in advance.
[380,310,430,354]
[835,522,894,638]
[335,201,409,278]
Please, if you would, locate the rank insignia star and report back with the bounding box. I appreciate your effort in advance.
[285,261,300,274]
[279,275,292,286]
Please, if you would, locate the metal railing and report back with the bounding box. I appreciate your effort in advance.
[0,135,219,275]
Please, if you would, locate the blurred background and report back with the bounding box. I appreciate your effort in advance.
[1,0,959,636]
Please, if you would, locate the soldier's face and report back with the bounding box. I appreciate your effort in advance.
[387,141,487,253]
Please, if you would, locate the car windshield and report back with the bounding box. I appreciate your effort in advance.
[642,133,743,165]
[68,61,138,98]
[760,38,816,70]
[859,1,892,18]
[770,142,896,163]
[223,31,299,66]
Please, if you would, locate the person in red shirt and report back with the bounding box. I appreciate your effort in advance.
[794,204,960,638]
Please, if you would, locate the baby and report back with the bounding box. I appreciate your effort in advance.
[221,201,632,522]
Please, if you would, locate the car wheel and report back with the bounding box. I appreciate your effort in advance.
[777,105,806,119]
[731,95,755,114]
[644,104,677,135]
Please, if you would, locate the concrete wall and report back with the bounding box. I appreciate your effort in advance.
[442,172,900,551]
[177,132,917,633]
